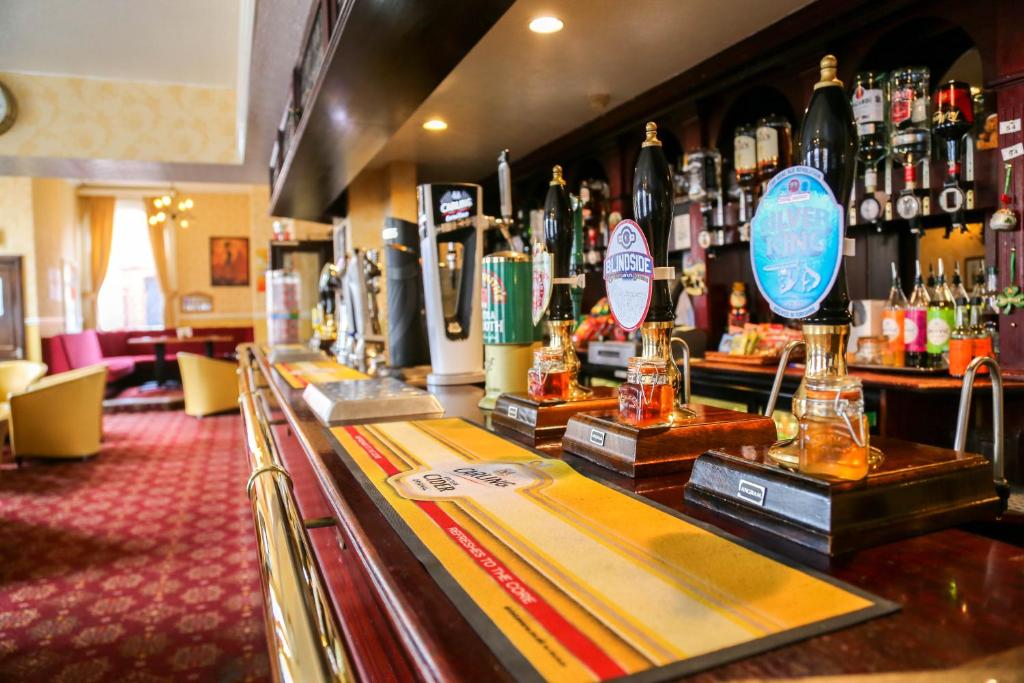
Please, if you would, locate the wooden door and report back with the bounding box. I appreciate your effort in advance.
[0,256,25,359]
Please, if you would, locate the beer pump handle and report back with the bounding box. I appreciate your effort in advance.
[633,122,675,322]
[498,149,513,222]
[545,165,575,322]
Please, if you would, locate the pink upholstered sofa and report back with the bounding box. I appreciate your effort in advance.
[42,327,254,384]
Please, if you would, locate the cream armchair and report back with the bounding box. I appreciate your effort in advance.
[0,360,47,445]
[177,352,239,417]
[10,364,107,463]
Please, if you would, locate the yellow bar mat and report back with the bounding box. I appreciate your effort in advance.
[328,418,897,682]
[274,360,367,389]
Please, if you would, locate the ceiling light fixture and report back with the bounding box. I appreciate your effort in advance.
[149,190,195,230]
[423,119,448,131]
[529,16,563,33]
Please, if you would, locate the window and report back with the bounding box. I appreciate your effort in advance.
[97,199,164,330]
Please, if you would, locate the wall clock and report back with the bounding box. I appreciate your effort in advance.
[0,81,17,136]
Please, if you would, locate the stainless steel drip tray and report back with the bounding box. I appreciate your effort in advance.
[303,378,444,425]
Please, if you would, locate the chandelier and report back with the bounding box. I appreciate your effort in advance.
[148,191,195,229]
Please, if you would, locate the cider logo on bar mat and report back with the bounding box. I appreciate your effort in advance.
[273,360,367,388]
[329,418,897,682]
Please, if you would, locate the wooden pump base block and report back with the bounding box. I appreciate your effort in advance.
[562,404,778,477]
[684,438,1003,555]
[491,388,619,452]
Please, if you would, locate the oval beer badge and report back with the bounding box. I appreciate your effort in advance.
[750,166,843,319]
[604,219,654,331]
[531,248,552,326]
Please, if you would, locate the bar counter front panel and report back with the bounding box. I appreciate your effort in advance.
[240,345,1024,681]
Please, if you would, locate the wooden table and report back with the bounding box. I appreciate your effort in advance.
[127,334,233,387]
[241,344,1024,681]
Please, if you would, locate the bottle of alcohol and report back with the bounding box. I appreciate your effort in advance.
[926,263,937,300]
[755,114,792,185]
[971,270,994,372]
[881,262,908,367]
[905,259,930,368]
[933,80,974,224]
[734,123,758,222]
[950,261,969,316]
[948,291,974,377]
[926,259,955,368]
[983,265,1000,354]
[889,66,931,227]
[851,71,887,223]
[799,55,858,328]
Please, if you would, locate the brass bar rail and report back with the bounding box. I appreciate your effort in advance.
[238,348,354,683]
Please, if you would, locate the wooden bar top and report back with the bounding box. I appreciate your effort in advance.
[691,358,1024,393]
[248,346,1024,681]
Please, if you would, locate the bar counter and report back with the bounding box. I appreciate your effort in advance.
[240,345,1024,682]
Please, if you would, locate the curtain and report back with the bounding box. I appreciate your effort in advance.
[84,197,116,329]
[144,197,175,327]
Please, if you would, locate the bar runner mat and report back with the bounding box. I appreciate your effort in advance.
[328,418,898,682]
[274,360,367,388]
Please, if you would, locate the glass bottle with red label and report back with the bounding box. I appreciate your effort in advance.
[618,356,675,426]
[932,80,974,228]
[851,71,888,223]
[888,66,931,229]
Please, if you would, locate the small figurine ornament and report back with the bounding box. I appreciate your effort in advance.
[728,282,750,332]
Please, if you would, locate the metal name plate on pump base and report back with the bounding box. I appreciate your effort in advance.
[303,377,444,426]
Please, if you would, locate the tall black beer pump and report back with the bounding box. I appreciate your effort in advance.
[561,123,777,478]
[492,165,619,452]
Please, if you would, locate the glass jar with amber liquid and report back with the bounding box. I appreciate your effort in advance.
[618,356,675,426]
[796,376,870,480]
[527,347,570,401]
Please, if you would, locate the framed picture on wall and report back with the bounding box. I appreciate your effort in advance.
[965,256,985,286]
[210,237,250,286]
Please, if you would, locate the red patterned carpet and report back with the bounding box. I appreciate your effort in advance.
[0,411,269,682]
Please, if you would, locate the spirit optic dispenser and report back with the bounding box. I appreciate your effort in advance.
[562,123,776,477]
[933,80,975,229]
[492,166,618,451]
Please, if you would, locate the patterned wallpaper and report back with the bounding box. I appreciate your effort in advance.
[0,72,238,164]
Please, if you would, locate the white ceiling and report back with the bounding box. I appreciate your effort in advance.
[371,0,813,181]
[0,0,241,87]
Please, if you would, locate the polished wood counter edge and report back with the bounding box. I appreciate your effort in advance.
[690,358,1024,393]
[242,345,1024,682]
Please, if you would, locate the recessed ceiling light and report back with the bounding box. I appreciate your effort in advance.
[529,16,563,33]
[423,119,448,131]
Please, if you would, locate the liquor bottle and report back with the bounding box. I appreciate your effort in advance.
[755,114,793,185]
[686,148,723,238]
[926,258,955,368]
[971,270,995,371]
[889,67,931,228]
[950,261,969,313]
[933,80,974,226]
[881,262,908,367]
[926,263,937,300]
[982,265,1000,354]
[905,259,930,368]
[948,290,974,377]
[851,71,888,223]
[799,55,858,328]
[734,123,758,222]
